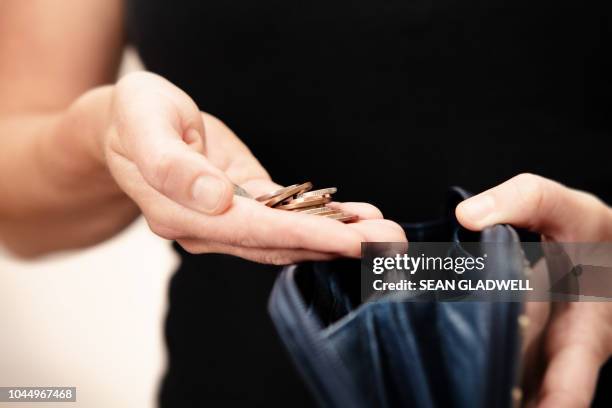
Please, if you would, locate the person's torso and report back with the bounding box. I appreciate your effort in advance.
[126,3,612,406]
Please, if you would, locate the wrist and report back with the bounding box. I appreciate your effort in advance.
[44,85,119,189]
[20,84,132,221]
[62,85,115,167]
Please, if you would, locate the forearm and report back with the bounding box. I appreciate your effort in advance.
[0,86,138,257]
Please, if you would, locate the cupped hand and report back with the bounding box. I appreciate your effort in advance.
[103,72,405,264]
[456,173,612,408]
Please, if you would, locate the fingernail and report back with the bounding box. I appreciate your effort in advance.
[460,194,495,222]
[192,176,227,213]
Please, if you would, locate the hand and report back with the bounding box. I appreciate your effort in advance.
[456,173,612,407]
[102,72,406,264]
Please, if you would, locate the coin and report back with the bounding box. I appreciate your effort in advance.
[325,212,359,223]
[293,205,331,214]
[297,187,337,198]
[293,205,325,213]
[233,184,253,199]
[255,181,359,223]
[280,194,330,206]
[263,182,313,207]
[275,195,331,210]
[255,184,298,202]
[316,208,344,216]
[296,206,342,216]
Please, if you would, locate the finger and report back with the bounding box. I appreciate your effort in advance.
[455,173,605,239]
[213,198,366,257]
[110,147,370,256]
[110,154,367,256]
[327,201,384,220]
[537,343,603,408]
[177,239,337,265]
[348,219,408,243]
[113,72,234,215]
[144,141,234,215]
[183,126,205,153]
[180,220,407,262]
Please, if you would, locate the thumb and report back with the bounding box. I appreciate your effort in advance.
[455,173,606,239]
[112,72,234,215]
[139,133,234,215]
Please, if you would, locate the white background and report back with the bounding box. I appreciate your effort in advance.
[0,50,177,408]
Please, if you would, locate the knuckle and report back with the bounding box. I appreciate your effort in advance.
[512,173,547,210]
[227,207,263,247]
[513,172,542,190]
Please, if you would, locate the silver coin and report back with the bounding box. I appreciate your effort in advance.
[233,184,254,199]
[297,187,337,198]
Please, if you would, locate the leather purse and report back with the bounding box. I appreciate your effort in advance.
[268,187,527,407]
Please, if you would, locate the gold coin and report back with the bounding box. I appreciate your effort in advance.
[297,187,337,198]
[296,206,342,216]
[284,194,330,206]
[265,182,313,207]
[325,212,359,223]
[275,195,331,210]
[293,205,326,213]
[315,209,343,216]
[255,184,298,202]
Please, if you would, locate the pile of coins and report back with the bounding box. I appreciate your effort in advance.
[255,182,358,223]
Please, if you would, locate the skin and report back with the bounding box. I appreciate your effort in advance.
[0,0,406,262]
[0,2,610,406]
[457,174,612,408]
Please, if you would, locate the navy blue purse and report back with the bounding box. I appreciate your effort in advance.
[268,188,527,407]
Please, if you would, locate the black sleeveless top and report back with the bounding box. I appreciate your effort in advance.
[127,1,612,406]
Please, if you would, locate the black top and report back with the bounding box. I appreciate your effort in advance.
[126,1,612,406]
